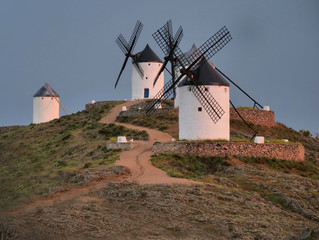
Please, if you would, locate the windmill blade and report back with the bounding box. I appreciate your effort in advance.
[192,26,232,70]
[116,34,130,55]
[175,26,232,71]
[165,19,173,39]
[152,20,183,87]
[146,61,189,114]
[153,27,171,56]
[229,100,258,140]
[190,83,225,123]
[145,78,175,114]
[131,57,144,78]
[115,55,130,88]
[128,20,143,53]
[214,66,263,109]
[174,26,183,46]
[115,20,144,88]
[153,58,169,86]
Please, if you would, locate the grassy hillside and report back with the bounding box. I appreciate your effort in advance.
[0,101,148,211]
[1,101,319,239]
[117,102,318,161]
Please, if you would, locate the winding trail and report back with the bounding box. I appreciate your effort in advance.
[100,101,198,185]
[2,101,199,216]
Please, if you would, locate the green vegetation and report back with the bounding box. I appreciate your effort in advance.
[230,177,294,211]
[98,123,148,141]
[151,152,319,214]
[231,106,254,110]
[238,156,319,179]
[117,112,178,138]
[151,153,319,182]
[116,100,178,138]
[0,101,145,211]
[230,119,318,160]
[299,129,312,138]
[151,153,230,180]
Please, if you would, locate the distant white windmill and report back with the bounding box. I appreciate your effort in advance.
[33,83,67,124]
[131,44,164,100]
[115,21,164,100]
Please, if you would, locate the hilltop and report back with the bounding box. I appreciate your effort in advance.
[1,100,319,240]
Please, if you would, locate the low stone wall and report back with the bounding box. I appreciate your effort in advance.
[230,108,276,127]
[106,142,133,151]
[153,142,305,161]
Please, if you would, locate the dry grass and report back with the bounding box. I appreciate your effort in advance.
[0,101,147,211]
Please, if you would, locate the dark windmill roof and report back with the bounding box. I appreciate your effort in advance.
[178,60,230,87]
[134,44,163,63]
[178,44,202,61]
[33,83,60,97]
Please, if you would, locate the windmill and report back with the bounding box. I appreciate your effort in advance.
[115,21,164,100]
[151,20,183,99]
[145,25,232,122]
[33,83,67,124]
[175,44,262,139]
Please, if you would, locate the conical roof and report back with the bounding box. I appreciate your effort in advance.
[33,83,60,97]
[179,44,202,62]
[178,60,229,87]
[135,44,162,63]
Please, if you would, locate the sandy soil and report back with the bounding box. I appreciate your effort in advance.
[99,101,199,185]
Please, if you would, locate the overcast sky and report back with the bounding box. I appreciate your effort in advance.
[0,0,318,135]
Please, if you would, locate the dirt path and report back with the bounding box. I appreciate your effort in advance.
[99,101,199,185]
[3,101,198,216]
[6,174,125,216]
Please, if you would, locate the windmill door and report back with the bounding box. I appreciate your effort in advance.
[144,88,149,98]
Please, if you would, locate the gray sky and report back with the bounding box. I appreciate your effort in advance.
[1,0,318,135]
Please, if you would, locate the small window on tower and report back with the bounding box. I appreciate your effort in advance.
[198,107,202,112]
[146,77,148,79]
[224,88,227,92]
[205,87,209,92]
[158,64,160,66]
[51,97,53,100]
[148,63,151,66]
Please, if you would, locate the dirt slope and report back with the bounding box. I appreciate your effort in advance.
[99,101,199,185]
[1,101,318,240]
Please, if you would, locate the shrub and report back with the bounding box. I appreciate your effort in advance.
[299,129,312,138]
[57,160,67,167]
[83,162,92,169]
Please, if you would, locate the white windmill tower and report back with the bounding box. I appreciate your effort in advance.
[33,83,60,124]
[131,44,164,100]
[178,61,230,140]
[114,21,164,100]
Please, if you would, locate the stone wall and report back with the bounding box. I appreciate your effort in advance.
[106,142,136,151]
[230,108,276,127]
[153,142,305,161]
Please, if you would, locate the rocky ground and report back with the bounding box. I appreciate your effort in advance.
[1,163,318,240]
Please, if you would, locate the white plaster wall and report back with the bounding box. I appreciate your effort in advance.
[179,85,230,140]
[33,97,59,124]
[131,62,164,100]
[173,68,183,108]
